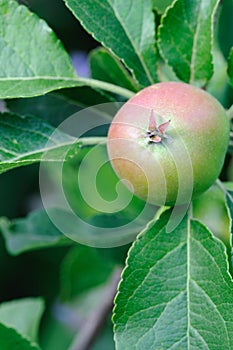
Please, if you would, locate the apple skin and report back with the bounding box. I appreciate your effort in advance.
[107,82,230,206]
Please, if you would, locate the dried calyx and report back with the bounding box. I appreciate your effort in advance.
[146,110,171,143]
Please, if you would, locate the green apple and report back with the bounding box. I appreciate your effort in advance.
[107,82,230,206]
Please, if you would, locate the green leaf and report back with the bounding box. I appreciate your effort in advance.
[207,44,229,106]
[0,298,44,342]
[192,184,230,244]
[0,209,71,255]
[158,0,220,86]
[113,209,233,349]
[6,87,115,127]
[64,0,157,87]
[0,323,41,350]
[60,246,115,301]
[0,112,106,174]
[0,0,78,98]
[228,48,233,87]
[152,0,174,14]
[224,184,233,234]
[89,48,139,92]
[0,112,73,174]
[0,1,135,99]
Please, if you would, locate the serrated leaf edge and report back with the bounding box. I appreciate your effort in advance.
[157,0,219,86]
[0,322,41,350]
[113,211,233,349]
[112,210,166,349]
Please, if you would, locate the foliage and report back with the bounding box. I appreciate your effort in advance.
[0,0,232,349]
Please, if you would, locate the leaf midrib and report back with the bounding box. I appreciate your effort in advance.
[107,0,154,85]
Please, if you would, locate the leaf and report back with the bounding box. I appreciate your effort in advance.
[89,48,139,92]
[228,48,233,87]
[152,0,174,14]
[192,184,230,244]
[0,112,73,174]
[158,0,220,86]
[61,143,156,241]
[0,1,134,99]
[207,44,229,106]
[6,94,81,127]
[0,323,41,350]
[113,209,233,349]
[0,209,72,255]
[0,298,44,342]
[224,183,233,234]
[64,0,157,87]
[60,246,115,301]
[0,112,105,175]
[6,87,115,127]
[0,0,78,98]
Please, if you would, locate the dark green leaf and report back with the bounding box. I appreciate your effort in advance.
[228,48,233,86]
[40,313,75,350]
[114,209,233,349]
[89,48,139,92]
[0,298,44,342]
[0,112,73,173]
[192,184,230,244]
[6,87,115,127]
[207,44,229,106]
[153,0,174,14]
[0,209,71,255]
[224,183,233,234]
[0,323,40,350]
[64,0,157,87]
[60,246,115,301]
[158,0,219,86]
[0,112,105,174]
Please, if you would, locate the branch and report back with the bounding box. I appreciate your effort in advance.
[68,268,122,350]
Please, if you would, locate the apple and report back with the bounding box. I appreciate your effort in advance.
[107,82,230,206]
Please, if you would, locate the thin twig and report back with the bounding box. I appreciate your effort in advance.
[68,267,122,350]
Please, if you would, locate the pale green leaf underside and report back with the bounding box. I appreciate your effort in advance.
[0,209,72,255]
[0,323,41,350]
[158,0,219,86]
[0,0,78,98]
[0,112,106,175]
[0,298,44,342]
[228,48,233,87]
[0,1,134,99]
[114,210,233,349]
[64,0,157,87]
